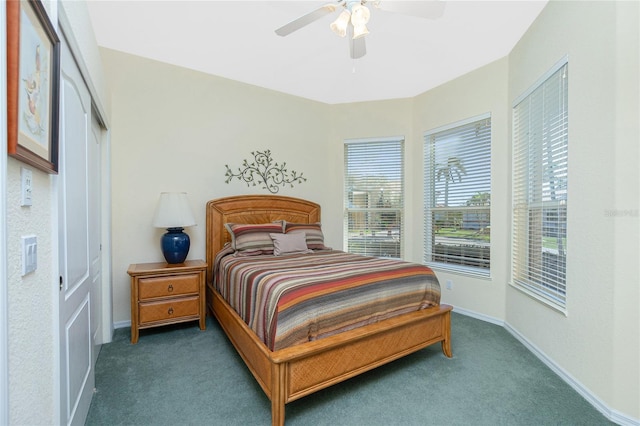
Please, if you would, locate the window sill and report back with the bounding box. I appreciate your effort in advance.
[426,262,491,280]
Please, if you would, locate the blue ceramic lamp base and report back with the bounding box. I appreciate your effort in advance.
[161,227,190,264]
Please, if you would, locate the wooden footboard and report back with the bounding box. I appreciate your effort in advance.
[208,285,452,426]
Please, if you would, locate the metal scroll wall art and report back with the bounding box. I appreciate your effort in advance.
[224,150,307,194]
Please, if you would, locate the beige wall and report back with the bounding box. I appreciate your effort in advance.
[329,58,510,323]
[612,0,640,418]
[330,98,415,255]
[506,0,639,420]
[412,57,510,320]
[101,49,340,325]
[102,49,425,326]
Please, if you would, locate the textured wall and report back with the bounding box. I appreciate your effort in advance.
[5,1,58,422]
[6,159,56,424]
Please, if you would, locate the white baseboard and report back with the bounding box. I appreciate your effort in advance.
[450,305,504,326]
[113,320,131,330]
[452,306,640,426]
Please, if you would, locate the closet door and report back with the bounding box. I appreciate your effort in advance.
[58,33,101,426]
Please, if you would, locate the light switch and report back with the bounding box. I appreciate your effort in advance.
[21,167,32,206]
[21,235,37,276]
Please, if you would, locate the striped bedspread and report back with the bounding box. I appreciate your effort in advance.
[214,249,441,351]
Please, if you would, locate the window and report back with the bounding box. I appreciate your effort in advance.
[424,115,492,276]
[512,59,568,310]
[344,137,404,258]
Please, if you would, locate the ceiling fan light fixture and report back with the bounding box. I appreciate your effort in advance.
[352,24,369,39]
[350,4,370,26]
[330,10,351,37]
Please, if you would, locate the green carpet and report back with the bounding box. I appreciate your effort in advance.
[85,313,612,425]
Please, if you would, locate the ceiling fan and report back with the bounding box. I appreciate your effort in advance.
[275,1,445,59]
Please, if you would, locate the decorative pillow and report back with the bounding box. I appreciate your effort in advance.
[284,221,327,250]
[224,222,284,253]
[269,233,311,256]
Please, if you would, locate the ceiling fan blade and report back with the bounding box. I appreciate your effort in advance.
[348,26,367,59]
[275,4,338,36]
[375,1,445,19]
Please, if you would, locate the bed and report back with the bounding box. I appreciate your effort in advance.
[205,195,452,425]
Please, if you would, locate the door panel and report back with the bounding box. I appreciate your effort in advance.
[64,295,91,424]
[58,35,100,426]
[60,72,89,297]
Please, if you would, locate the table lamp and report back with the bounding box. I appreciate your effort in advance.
[152,192,197,264]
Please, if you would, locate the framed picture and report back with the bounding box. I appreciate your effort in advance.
[6,0,60,174]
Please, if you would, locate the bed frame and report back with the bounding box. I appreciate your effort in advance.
[205,195,452,425]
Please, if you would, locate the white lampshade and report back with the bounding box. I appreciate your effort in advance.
[152,192,196,228]
[350,4,370,39]
[352,24,369,39]
[350,4,370,26]
[330,10,351,37]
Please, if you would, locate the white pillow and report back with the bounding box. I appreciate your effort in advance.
[269,232,310,256]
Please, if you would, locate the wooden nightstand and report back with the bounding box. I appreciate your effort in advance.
[127,259,207,344]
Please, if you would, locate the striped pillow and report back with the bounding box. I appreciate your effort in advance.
[225,222,284,254]
[283,221,327,250]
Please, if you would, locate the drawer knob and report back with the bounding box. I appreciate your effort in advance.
[168,307,174,315]
[168,284,174,292]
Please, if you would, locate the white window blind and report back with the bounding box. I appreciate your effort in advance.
[424,115,491,275]
[344,138,404,258]
[512,60,568,310]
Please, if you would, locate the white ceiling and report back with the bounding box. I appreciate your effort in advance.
[86,0,548,104]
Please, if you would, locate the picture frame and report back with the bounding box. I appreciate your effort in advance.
[6,0,60,174]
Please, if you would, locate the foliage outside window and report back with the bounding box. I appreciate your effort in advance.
[424,115,492,276]
[512,60,568,310]
[344,138,404,258]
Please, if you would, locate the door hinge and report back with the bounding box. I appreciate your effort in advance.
[59,276,63,291]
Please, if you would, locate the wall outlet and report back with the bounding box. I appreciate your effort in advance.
[446,280,453,290]
[21,167,33,206]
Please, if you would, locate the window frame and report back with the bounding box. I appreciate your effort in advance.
[344,136,405,259]
[423,113,492,277]
[511,57,569,313]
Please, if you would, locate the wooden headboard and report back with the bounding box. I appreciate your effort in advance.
[205,195,321,282]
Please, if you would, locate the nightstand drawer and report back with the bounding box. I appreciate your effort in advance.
[138,273,200,300]
[128,260,207,343]
[139,296,199,324]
